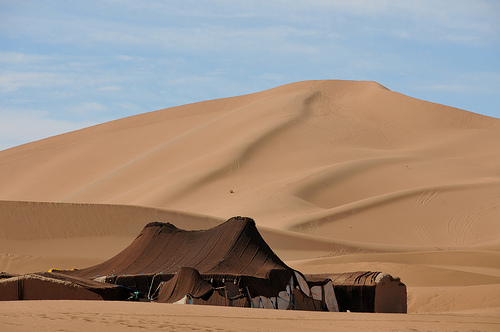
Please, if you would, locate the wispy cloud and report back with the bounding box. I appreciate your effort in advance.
[114,55,134,61]
[69,102,108,116]
[419,71,500,94]
[98,86,121,92]
[424,84,469,92]
[0,51,55,64]
[0,72,73,92]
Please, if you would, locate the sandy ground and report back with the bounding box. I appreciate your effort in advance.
[1,301,499,332]
[0,80,499,330]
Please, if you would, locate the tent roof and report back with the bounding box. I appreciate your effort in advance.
[68,216,291,279]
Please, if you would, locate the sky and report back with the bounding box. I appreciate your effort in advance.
[1,0,499,151]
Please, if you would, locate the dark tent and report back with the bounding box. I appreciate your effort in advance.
[306,271,407,313]
[0,272,132,301]
[67,217,290,278]
[61,216,339,310]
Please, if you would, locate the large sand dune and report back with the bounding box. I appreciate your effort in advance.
[0,80,499,330]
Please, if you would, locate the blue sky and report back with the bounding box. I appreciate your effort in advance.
[1,0,499,151]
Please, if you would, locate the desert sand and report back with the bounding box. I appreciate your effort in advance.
[0,80,499,331]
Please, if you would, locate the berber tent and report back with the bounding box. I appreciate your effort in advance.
[60,216,340,311]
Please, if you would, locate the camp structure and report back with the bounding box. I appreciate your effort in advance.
[0,271,133,301]
[58,216,340,311]
[306,272,407,313]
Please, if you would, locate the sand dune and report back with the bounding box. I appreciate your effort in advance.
[0,200,370,273]
[0,80,499,329]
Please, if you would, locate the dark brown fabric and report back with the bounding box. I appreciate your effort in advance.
[1,217,343,310]
[190,290,251,307]
[305,271,407,313]
[0,272,131,301]
[373,274,407,313]
[105,273,175,299]
[332,271,379,312]
[305,271,378,312]
[25,216,344,310]
[57,217,297,304]
[306,271,381,285]
[156,267,213,303]
[0,276,21,300]
[292,288,324,311]
[240,270,293,298]
[66,217,290,280]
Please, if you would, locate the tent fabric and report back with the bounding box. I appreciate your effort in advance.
[0,272,132,301]
[101,273,175,300]
[62,216,299,302]
[292,288,324,311]
[66,217,290,280]
[310,280,339,312]
[186,291,251,307]
[306,271,407,313]
[59,216,339,310]
[156,267,213,303]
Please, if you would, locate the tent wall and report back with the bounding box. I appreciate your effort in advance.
[374,274,407,313]
[0,275,102,301]
[103,273,175,300]
[310,280,339,312]
[189,291,250,307]
[306,271,407,313]
[292,288,324,311]
[0,273,132,301]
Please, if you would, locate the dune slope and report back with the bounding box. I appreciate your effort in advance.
[0,80,499,315]
[1,80,499,249]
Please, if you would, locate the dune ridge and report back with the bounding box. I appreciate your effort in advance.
[0,200,373,264]
[0,80,499,324]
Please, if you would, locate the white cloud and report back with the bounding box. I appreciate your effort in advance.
[98,86,121,91]
[0,72,72,92]
[70,102,108,116]
[114,55,134,61]
[418,72,500,94]
[0,51,54,64]
[424,84,469,92]
[116,102,140,110]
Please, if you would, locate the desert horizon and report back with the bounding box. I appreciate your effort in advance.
[1,80,499,331]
